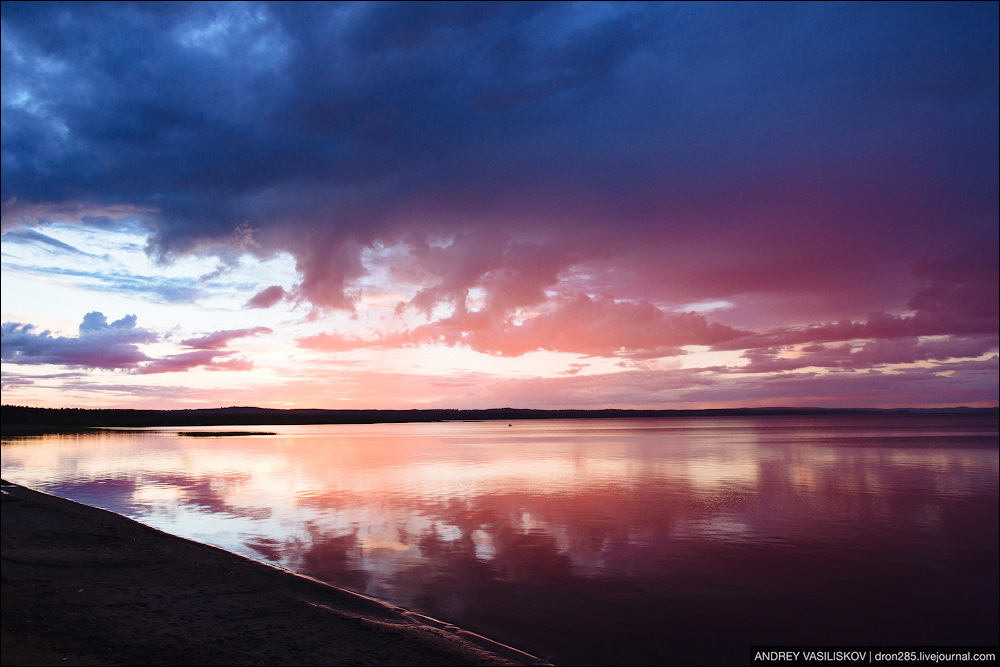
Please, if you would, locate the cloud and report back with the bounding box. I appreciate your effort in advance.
[79,311,138,333]
[2,262,203,303]
[2,3,997,409]
[702,361,1000,409]
[1,312,156,369]
[1,371,39,389]
[301,292,743,359]
[142,324,269,373]
[392,231,595,319]
[713,254,999,352]
[479,357,1000,410]
[1,370,87,390]
[245,285,286,309]
[439,293,741,358]
[2,2,994,327]
[1,199,157,233]
[0,313,262,374]
[1,228,93,255]
[739,335,999,373]
[299,275,998,372]
[180,327,272,350]
[137,350,255,375]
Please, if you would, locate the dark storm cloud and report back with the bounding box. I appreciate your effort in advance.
[2,2,997,322]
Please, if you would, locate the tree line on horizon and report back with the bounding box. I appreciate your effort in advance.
[2,404,994,431]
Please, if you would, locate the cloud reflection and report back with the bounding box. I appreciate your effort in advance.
[1,418,996,663]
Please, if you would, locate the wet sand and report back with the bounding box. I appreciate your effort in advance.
[0,480,546,666]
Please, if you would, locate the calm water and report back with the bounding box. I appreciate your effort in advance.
[3,415,998,664]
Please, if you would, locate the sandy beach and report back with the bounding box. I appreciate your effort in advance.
[0,480,545,666]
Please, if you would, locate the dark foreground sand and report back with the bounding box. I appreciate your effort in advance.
[0,480,546,666]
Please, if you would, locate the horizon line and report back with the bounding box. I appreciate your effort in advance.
[3,404,998,412]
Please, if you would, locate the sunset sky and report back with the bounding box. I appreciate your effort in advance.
[2,1,997,410]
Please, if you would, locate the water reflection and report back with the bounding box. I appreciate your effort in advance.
[3,416,997,665]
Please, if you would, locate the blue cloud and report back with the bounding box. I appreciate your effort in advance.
[0,312,259,373]
[1,2,996,322]
[3,261,203,303]
[1,313,157,369]
[1,229,94,255]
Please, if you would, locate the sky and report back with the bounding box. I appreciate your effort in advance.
[1,1,997,410]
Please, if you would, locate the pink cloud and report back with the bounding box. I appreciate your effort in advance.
[739,335,999,373]
[287,234,367,311]
[463,293,741,358]
[300,292,743,359]
[714,311,996,354]
[714,259,998,353]
[394,231,592,318]
[138,350,255,374]
[205,357,255,372]
[908,254,998,321]
[180,327,272,350]
[138,350,219,374]
[13,352,994,411]
[480,358,999,410]
[245,285,286,309]
[695,361,999,409]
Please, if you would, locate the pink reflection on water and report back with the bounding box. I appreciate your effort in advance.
[2,415,997,664]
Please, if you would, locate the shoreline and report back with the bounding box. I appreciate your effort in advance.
[4,405,995,434]
[0,480,547,666]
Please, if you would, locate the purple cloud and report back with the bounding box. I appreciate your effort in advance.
[180,327,272,350]
[1,312,156,370]
[245,285,286,309]
[1,313,263,374]
[739,335,999,374]
[1,3,994,326]
[138,351,255,375]
[1,3,996,408]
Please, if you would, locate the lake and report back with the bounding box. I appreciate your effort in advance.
[2,414,997,665]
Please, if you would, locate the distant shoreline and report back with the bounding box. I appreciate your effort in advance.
[2,404,996,433]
